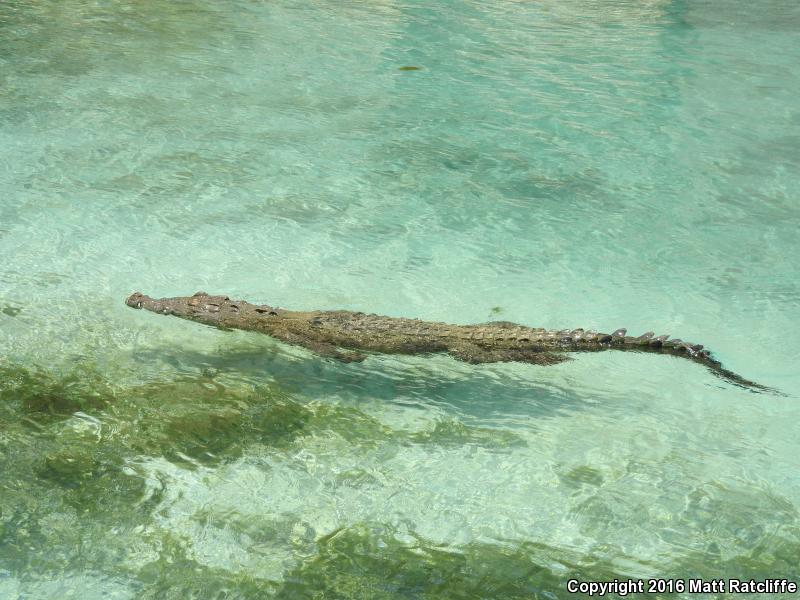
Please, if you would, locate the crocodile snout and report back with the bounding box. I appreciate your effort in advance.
[125,291,147,309]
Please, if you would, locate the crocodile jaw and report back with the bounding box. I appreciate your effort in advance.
[125,291,227,326]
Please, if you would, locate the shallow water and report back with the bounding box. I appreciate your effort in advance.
[1,0,799,597]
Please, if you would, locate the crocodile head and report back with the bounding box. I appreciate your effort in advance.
[125,291,243,326]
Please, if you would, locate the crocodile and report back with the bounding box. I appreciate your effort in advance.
[125,291,776,393]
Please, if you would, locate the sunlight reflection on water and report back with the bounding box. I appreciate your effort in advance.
[1,0,799,597]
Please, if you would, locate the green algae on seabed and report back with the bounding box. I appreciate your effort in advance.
[0,362,526,461]
[409,417,526,449]
[274,522,800,600]
[0,364,528,596]
[0,304,22,317]
[0,364,113,418]
[133,522,647,599]
[0,361,526,512]
[1,364,799,597]
[276,523,653,599]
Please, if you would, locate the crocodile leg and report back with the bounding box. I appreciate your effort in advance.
[448,343,570,366]
[272,331,367,363]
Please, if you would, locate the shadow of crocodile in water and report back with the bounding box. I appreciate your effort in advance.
[130,337,611,426]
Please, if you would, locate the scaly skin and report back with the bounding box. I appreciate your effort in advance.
[126,291,776,393]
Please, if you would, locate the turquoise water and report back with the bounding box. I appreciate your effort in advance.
[1,0,799,597]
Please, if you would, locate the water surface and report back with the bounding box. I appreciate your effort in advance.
[1,0,799,597]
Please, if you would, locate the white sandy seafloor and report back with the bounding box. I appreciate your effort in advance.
[0,0,799,598]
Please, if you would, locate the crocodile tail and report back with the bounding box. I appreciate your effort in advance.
[603,329,782,395]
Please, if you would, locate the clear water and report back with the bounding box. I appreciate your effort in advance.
[1,0,799,597]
